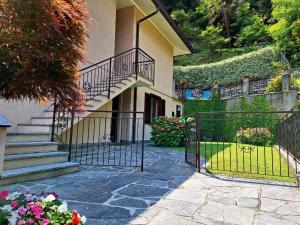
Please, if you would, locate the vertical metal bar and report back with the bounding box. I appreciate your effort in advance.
[185,117,188,162]
[68,110,75,162]
[141,113,145,172]
[108,58,112,99]
[51,96,57,142]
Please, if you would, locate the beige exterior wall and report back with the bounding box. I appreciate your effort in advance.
[0,101,50,131]
[83,0,117,66]
[115,7,135,54]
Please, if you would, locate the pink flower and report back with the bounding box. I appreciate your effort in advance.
[42,219,50,225]
[11,201,19,208]
[31,204,43,219]
[0,190,9,200]
[17,220,26,225]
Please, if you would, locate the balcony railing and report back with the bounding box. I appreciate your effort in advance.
[80,48,155,101]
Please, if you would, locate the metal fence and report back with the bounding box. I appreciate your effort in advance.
[51,110,145,170]
[185,111,300,178]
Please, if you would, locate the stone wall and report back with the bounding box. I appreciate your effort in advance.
[225,91,299,111]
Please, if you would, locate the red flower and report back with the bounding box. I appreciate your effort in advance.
[11,201,19,208]
[72,211,81,225]
[0,190,9,200]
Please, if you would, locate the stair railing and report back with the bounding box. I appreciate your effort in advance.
[80,47,155,101]
[51,47,155,142]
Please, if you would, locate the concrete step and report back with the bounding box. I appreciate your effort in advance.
[31,117,53,125]
[6,132,50,143]
[0,162,79,185]
[17,123,50,133]
[5,142,58,155]
[4,152,68,170]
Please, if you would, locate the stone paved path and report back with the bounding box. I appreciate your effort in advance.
[4,145,300,225]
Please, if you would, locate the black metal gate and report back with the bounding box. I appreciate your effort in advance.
[51,110,145,171]
[185,111,300,179]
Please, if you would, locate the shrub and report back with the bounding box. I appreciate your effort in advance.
[237,128,273,146]
[174,47,277,88]
[267,75,282,92]
[151,116,186,147]
[0,189,86,225]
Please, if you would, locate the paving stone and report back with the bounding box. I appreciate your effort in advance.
[207,193,235,205]
[152,180,168,188]
[253,212,296,225]
[110,197,148,208]
[276,202,300,216]
[148,209,196,225]
[197,202,223,221]
[117,184,169,198]
[260,198,287,212]
[165,189,207,204]
[282,215,300,224]
[156,199,200,217]
[261,186,300,201]
[223,205,255,225]
[236,197,259,208]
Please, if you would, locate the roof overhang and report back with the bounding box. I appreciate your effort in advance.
[117,0,194,56]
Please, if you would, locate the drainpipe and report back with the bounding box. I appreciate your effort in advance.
[132,8,159,143]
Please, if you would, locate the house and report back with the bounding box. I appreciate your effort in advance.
[0,0,192,185]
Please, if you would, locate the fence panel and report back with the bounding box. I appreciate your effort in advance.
[52,110,145,170]
[185,111,300,179]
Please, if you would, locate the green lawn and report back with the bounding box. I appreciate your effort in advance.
[177,142,296,183]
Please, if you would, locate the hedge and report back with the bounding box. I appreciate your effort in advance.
[174,47,277,88]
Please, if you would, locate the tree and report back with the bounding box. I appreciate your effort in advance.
[268,0,300,66]
[200,25,230,52]
[0,0,89,110]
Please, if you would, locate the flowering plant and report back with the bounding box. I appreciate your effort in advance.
[0,189,86,225]
[237,127,273,146]
[151,116,186,147]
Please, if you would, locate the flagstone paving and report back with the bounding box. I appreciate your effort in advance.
[4,145,300,225]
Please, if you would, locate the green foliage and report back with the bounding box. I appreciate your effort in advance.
[225,96,280,142]
[174,47,261,66]
[268,0,300,66]
[267,75,282,92]
[200,25,230,52]
[236,15,269,47]
[237,128,273,146]
[174,47,277,88]
[185,95,227,141]
[151,117,186,147]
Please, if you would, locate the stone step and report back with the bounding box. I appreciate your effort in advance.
[17,123,50,133]
[6,132,50,143]
[5,142,58,155]
[4,152,68,170]
[31,117,53,125]
[0,162,79,185]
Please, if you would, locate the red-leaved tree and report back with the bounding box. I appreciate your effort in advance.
[0,0,89,110]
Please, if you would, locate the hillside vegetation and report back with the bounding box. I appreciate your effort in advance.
[174,47,277,88]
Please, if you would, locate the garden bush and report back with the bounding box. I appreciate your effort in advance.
[267,75,282,92]
[0,189,86,225]
[151,116,186,147]
[174,47,277,88]
[237,127,273,146]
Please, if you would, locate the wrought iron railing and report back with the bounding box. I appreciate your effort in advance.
[80,48,155,101]
[51,110,145,170]
[185,111,300,178]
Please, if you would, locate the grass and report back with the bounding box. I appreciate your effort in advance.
[177,142,296,183]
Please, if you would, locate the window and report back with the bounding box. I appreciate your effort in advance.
[176,105,181,117]
[144,93,165,124]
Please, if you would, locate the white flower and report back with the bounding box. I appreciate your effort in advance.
[8,211,18,225]
[1,205,13,212]
[57,201,68,213]
[6,192,21,201]
[81,215,87,224]
[43,194,56,202]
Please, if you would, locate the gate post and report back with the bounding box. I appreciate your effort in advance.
[185,117,188,163]
[196,112,201,173]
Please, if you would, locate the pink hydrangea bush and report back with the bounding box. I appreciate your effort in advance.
[237,127,273,146]
[0,189,86,225]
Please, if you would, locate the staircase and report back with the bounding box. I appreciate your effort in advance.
[1,48,155,185]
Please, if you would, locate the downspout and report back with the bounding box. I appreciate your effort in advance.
[133,8,159,143]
